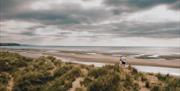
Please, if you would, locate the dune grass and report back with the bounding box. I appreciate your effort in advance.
[0,52,179,91]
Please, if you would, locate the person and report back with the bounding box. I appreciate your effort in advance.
[119,56,126,67]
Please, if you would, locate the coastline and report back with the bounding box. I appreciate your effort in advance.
[1,48,180,68]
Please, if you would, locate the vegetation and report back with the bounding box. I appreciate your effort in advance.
[0,43,21,46]
[0,52,179,91]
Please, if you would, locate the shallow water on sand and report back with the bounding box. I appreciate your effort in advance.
[133,65,180,76]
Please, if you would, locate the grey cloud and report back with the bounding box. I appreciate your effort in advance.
[0,0,35,17]
[3,2,111,25]
[0,0,179,42]
[101,22,180,38]
[128,0,177,8]
[103,0,179,15]
[104,0,178,8]
[1,0,178,25]
[12,10,81,25]
[61,22,179,39]
[46,22,180,39]
[170,1,180,10]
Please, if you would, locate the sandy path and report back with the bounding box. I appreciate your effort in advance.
[68,77,84,91]
[7,75,14,91]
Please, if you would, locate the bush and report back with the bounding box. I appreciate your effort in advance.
[82,77,93,86]
[113,64,120,72]
[156,73,167,81]
[46,56,56,61]
[163,78,180,91]
[14,71,53,91]
[0,73,10,84]
[88,68,107,78]
[0,73,9,91]
[151,85,162,91]
[145,81,150,88]
[54,65,72,77]
[141,75,147,82]
[88,72,120,91]
[43,67,81,91]
[0,52,31,72]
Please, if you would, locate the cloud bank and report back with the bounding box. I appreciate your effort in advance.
[0,0,180,46]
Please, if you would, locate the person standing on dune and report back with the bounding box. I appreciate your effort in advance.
[120,56,126,67]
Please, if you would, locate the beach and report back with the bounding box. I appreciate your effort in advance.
[1,48,180,68]
[1,47,180,76]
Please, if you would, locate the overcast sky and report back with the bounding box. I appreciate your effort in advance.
[0,0,180,46]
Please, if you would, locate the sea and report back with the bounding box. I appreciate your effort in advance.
[0,45,180,55]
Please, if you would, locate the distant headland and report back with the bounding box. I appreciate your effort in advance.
[0,43,21,46]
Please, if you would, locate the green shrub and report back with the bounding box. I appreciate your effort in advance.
[0,73,10,84]
[88,68,107,78]
[151,85,162,91]
[163,78,180,91]
[46,56,56,61]
[0,73,9,91]
[141,75,147,82]
[88,72,120,91]
[0,52,31,72]
[156,73,167,81]
[14,71,53,91]
[145,81,150,88]
[43,67,81,91]
[54,65,72,77]
[113,64,120,72]
[82,77,93,86]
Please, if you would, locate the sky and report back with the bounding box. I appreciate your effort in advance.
[0,0,180,47]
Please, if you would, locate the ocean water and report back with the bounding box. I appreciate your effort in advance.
[1,45,180,55]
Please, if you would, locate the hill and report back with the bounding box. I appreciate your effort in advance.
[0,43,21,46]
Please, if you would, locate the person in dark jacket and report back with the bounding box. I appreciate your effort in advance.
[120,56,126,67]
